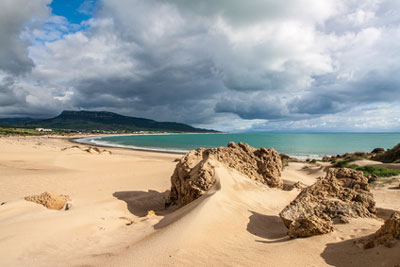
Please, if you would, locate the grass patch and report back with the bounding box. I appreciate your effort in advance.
[332,158,363,168]
[333,158,400,178]
[353,165,400,177]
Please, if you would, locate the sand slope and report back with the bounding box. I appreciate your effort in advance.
[0,136,399,266]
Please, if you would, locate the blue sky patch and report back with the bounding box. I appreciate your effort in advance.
[49,0,96,24]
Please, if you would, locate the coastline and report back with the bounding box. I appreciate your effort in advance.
[70,136,187,155]
[74,132,400,161]
[71,134,333,160]
[72,136,322,159]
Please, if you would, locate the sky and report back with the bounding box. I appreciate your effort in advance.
[1,0,400,132]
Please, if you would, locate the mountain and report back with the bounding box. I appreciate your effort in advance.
[0,110,217,133]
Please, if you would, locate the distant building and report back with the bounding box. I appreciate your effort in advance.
[35,128,53,132]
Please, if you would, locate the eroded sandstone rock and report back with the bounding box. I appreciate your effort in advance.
[279,168,376,238]
[166,142,283,207]
[361,212,400,249]
[25,192,71,210]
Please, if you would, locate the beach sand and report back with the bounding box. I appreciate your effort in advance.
[0,136,399,266]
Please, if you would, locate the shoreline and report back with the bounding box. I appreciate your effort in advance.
[70,136,187,155]
[72,135,324,160]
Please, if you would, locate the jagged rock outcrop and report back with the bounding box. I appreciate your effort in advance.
[25,192,71,210]
[361,212,400,249]
[373,143,400,163]
[166,142,283,207]
[323,143,400,163]
[279,168,376,238]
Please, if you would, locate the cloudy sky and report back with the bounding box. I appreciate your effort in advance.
[1,0,400,132]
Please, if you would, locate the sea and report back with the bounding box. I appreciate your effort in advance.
[77,133,400,160]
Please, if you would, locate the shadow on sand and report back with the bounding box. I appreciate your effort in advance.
[376,207,400,220]
[113,190,170,217]
[321,236,400,267]
[113,189,215,230]
[246,211,291,243]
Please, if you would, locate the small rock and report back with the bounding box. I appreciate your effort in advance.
[119,216,136,225]
[0,202,6,206]
[322,156,330,162]
[64,202,72,210]
[147,210,155,216]
[25,192,71,210]
[368,174,378,183]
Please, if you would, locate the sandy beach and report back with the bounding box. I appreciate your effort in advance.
[0,136,399,267]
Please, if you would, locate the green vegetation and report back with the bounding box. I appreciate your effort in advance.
[352,165,400,177]
[332,158,363,168]
[0,127,42,136]
[333,158,400,178]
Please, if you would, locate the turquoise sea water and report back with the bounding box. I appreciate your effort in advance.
[79,133,400,159]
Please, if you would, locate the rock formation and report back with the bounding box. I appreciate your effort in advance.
[166,142,283,207]
[322,143,400,163]
[25,192,71,210]
[371,147,385,154]
[372,143,400,163]
[279,168,376,238]
[361,212,400,249]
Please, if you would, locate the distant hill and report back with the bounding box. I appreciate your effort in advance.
[0,110,217,133]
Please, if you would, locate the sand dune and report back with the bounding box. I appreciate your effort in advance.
[0,136,399,266]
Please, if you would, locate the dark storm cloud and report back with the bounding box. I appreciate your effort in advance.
[214,93,289,120]
[289,68,400,116]
[2,0,400,131]
[0,0,50,75]
[70,57,223,123]
[0,77,24,107]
